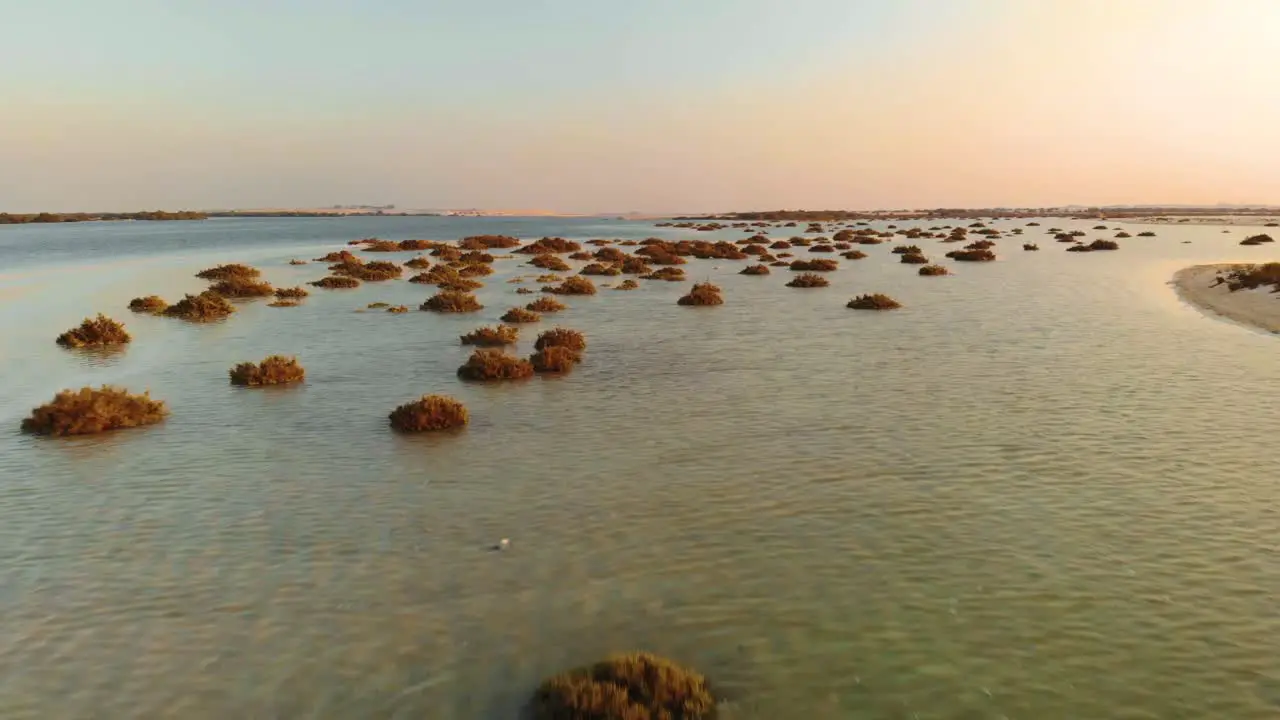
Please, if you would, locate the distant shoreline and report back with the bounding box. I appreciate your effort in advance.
[1173,264,1280,334]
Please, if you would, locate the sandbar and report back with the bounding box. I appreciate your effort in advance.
[1173,264,1280,334]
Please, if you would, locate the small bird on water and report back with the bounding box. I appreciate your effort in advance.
[491,538,510,551]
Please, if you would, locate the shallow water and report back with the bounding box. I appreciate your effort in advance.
[1,217,1278,719]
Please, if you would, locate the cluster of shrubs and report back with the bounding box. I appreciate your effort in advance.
[228,355,306,386]
[527,297,566,313]
[1066,239,1120,252]
[56,315,132,348]
[847,293,902,310]
[918,264,949,276]
[389,395,469,432]
[790,258,838,272]
[787,272,829,288]
[740,264,770,275]
[501,307,541,323]
[164,291,236,320]
[516,237,582,255]
[128,296,168,313]
[1240,234,1275,246]
[677,282,724,306]
[311,276,361,289]
[615,279,639,290]
[545,276,597,295]
[1216,262,1280,291]
[421,290,483,313]
[641,267,685,281]
[532,653,714,720]
[945,248,996,262]
[460,325,519,346]
[21,386,168,436]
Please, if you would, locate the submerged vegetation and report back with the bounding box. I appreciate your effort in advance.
[310,275,361,289]
[163,291,235,321]
[918,264,950,276]
[790,258,839,272]
[847,293,902,310]
[545,276,597,295]
[274,286,309,299]
[21,386,167,436]
[527,297,567,313]
[421,290,484,313]
[535,328,587,352]
[456,349,534,381]
[786,272,829,288]
[460,325,520,346]
[502,307,541,323]
[196,263,260,281]
[677,282,724,306]
[210,276,274,298]
[531,653,715,720]
[228,355,306,387]
[388,395,469,432]
[128,296,168,313]
[740,264,770,275]
[56,314,131,347]
[1240,234,1275,246]
[529,345,581,373]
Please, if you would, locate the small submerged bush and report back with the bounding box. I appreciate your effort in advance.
[1023,243,1040,251]
[163,291,235,321]
[438,277,485,292]
[459,234,522,250]
[274,286,309,299]
[457,263,493,278]
[531,652,715,720]
[946,249,996,262]
[580,262,621,276]
[310,275,361,289]
[210,276,274,298]
[545,276,597,295]
[128,296,168,313]
[456,349,534,381]
[21,386,167,437]
[196,263,260,281]
[1137,231,1156,237]
[1240,234,1275,246]
[1088,239,1119,251]
[228,355,306,387]
[740,264,770,275]
[641,267,686,281]
[387,305,409,313]
[527,297,567,313]
[677,282,724,306]
[267,300,298,308]
[421,290,483,313]
[900,253,928,264]
[530,345,581,374]
[460,325,520,346]
[288,259,308,265]
[847,293,902,310]
[502,307,541,323]
[56,314,132,347]
[535,327,587,352]
[361,240,402,252]
[529,254,571,271]
[790,258,838,272]
[404,256,432,269]
[388,395,469,432]
[919,264,950,276]
[841,250,868,260]
[315,250,358,263]
[615,279,639,290]
[787,273,829,288]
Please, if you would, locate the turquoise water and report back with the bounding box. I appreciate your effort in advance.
[0,217,1278,719]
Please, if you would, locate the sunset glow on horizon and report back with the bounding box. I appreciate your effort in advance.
[4,0,1280,212]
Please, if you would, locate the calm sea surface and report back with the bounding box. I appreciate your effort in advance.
[0,216,1277,719]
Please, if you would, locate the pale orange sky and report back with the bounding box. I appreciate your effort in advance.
[3,0,1279,212]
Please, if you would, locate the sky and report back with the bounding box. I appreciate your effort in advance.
[3,0,1280,213]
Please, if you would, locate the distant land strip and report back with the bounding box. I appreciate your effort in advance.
[680,206,1280,221]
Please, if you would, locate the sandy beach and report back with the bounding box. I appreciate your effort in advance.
[1173,264,1280,334]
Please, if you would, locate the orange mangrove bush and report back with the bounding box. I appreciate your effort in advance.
[918,264,950,276]
[529,255,571,271]
[786,272,829,288]
[163,291,235,320]
[677,282,724,306]
[527,297,566,313]
[196,263,260,281]
[459,234,521,250]
[535,327,587,352]
[531,653,714,720]
[228,355,306,387]
[545,276,597,295]
[790,258,838,272]
[502,307,541,323]
[56,314,131,347]
[310,275,361,289]
[210,276,274,298]
[421,290,483,313]
[615,279,639,290]
[847,293,902,310]
[459,325,520,346]
[456,349,534,381]
[21,386,168,436]
[389,395,469,432]
[274,286,309,299]
[740,264,770,275]
[641,267,686,281]
[128,296,168,313]
[529,345,581,373]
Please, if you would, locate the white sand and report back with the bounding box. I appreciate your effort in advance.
[1173,264,1280,334]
